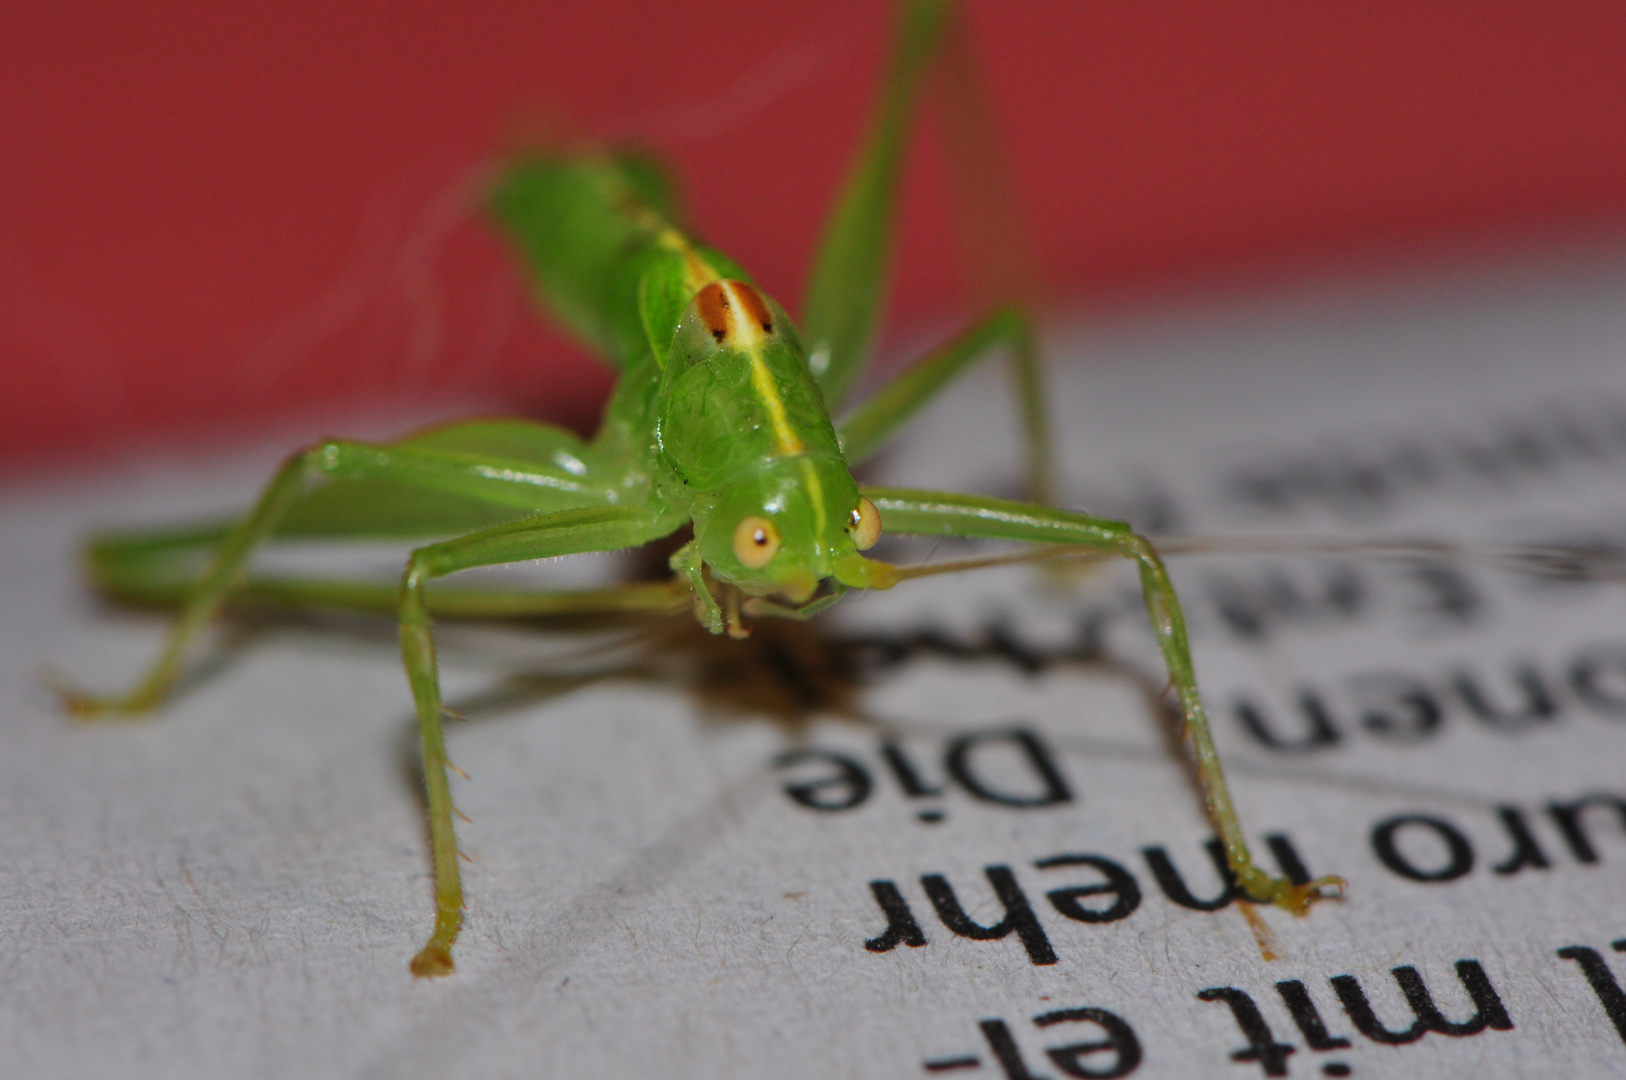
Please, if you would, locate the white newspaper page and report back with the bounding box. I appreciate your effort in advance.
[5,256,1626,1078]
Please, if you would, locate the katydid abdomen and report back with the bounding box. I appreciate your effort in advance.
[491,152,747,371]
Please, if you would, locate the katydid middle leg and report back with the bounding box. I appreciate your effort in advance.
[865,486,1345,914]
[83,519,688,619]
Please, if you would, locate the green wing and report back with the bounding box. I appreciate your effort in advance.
[272,419,606,538]
[489,152,685,369]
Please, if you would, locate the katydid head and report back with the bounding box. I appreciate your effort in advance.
[696,456,885,602]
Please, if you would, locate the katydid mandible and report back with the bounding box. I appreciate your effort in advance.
[57,0,1343,977]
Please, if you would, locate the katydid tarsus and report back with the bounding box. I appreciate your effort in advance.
[55,0,1344,977]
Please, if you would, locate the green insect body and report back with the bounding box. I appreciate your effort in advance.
[492,151,889,610]
[59,0,1341,978]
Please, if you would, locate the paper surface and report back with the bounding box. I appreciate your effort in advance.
[6,257,1626,1078]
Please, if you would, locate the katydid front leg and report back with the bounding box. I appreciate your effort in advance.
[395,504,682,976]
[864,486,1345,915]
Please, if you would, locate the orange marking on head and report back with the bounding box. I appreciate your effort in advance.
[730,281,775,335]
[695,282,733,343]
[694,281,774,346]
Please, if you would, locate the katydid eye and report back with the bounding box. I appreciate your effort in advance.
[732,516,781,568]
[848,497,881,550]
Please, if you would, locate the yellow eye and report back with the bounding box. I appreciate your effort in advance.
[732,516,781,568]
[848,497,881,550]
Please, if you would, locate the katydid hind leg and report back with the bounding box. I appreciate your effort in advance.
[57,437,632,715]
[837,307,1052,503]
[932,2,1054,505]
[801,0,954,411]
[81,417,646,618]
[860,486,1345,915]
[804,0,1055,500]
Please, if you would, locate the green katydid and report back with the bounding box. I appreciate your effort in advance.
[55,0,1342,977]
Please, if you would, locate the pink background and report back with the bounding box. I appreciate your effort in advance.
[5,1,1626,470]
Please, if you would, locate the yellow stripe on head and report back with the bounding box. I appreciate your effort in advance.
[695,281,804,455]
[799,456,826,537]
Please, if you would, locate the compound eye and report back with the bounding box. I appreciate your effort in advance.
[732,516,781,568]
[848,497,881,550]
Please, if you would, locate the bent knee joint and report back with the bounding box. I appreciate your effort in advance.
[400,556,434,602]
[296,442,341,472]
[993,305,1029,339]
[1115,531,1160,567]
[300,439,384,479]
